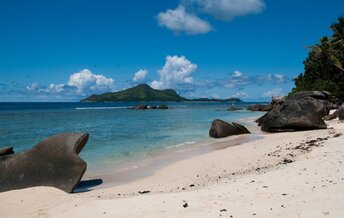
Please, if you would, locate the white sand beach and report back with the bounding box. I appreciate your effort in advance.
[1,118,344,218]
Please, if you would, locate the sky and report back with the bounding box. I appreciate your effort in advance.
[0,0,343,102]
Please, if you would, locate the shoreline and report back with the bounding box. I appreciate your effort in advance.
[82,114,263,190]
[1,119,344,217]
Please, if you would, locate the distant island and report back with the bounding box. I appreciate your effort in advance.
[81,84,242,102]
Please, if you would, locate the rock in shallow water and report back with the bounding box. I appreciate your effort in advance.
[209,119,250,138]
[158,105,168,109]
[0,132,89,193]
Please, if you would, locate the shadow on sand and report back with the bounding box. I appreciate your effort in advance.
[74,179,103,193]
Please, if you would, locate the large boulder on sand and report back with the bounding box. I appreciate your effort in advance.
[0,133,89,193]
[338,104,344,120]
[209,119,250,138]
[0,147,14,157]
[256,92,331,132]
[287,91,332,101]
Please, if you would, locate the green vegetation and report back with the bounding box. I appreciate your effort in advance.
[292,17,344,101]
[81,83,243,102]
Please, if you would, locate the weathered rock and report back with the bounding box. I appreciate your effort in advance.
[0,147,14,157]
[247,104,272,112]
[209,119,250,138]
[227,107,243,111]
[158,105,168,109]
[324,110,338,120]
[287,91,332,101]
[0,133,89,193]
[258,96,330,132]
[132,105,148,110]
[271,96,286,108]
[331,103,340,110]
[338,104,344,120]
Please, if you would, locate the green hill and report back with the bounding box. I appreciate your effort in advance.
[81,84,187,102]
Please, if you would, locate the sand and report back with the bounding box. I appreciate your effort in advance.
[1,119,344,218]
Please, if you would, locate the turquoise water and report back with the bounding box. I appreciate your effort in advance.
[0,102,261,172]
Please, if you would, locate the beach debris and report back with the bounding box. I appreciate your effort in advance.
[0,132,89,193]
[333,133,342,137]
[209,119,250,138]
[182,201,189,208]
[189,184,195,187]
[138,190,151,194]
[220,209,227,212]
[0,146,14,157]
[281,158,294,164]
[294,137,329,152]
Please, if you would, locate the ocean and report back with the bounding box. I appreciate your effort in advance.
[0,102,263,174]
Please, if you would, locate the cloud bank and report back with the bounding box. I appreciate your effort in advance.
[157,0,265,34]
[183,0,265,21]
[262,88,284,97]
[26,69,115,99]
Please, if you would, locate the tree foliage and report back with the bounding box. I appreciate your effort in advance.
[292,17,344,101]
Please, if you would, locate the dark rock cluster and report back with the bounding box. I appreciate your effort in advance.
[256,91,333,132]
[131,104,169,110]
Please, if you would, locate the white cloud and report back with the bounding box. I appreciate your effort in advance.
[67,69,115,93]
[231,91,250,98]
[262,88,284,98]
[133,69,148,82]
[157,6,212,35]
[26,69,115,100]
[183,0,265,21]
[46,84,65,93]
[151,55,197,90]
[268,73,285,84]
[26,83,39,92]
[212,93,220,99]
[232,70,242,78]
[222,71,288,89]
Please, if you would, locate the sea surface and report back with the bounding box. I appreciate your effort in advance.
[0,102,263,173]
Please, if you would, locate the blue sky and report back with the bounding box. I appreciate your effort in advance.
[0,0,343,102]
